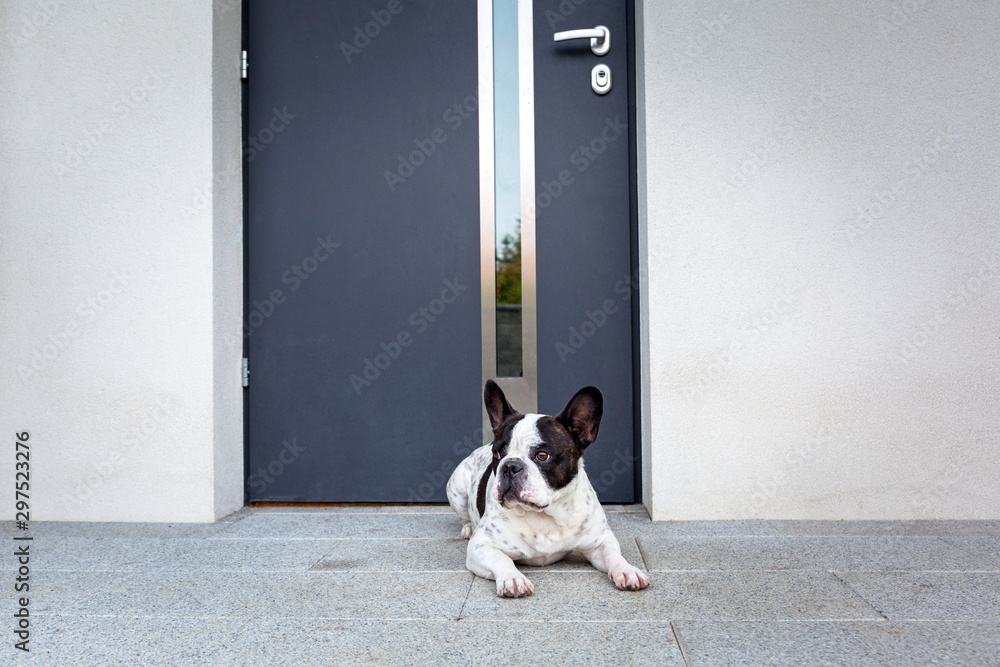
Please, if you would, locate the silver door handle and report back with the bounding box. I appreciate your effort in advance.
[553,25,610,56]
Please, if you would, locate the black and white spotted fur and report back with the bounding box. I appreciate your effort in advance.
[446,380,651,597]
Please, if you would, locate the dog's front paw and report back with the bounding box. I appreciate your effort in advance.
[460,522,474,539]
[496,573,534,598]
[609,563,650,591]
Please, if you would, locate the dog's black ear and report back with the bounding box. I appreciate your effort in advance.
[484,379,518,431]
[556,386,603,450]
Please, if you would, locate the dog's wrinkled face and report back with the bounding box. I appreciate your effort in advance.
[484,380,603,513]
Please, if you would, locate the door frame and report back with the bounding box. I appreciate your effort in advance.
[624,0,643,504]
[239,0,643,505]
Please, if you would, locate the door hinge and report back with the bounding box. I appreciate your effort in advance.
[242,357,250,387]
[241,50,248,81]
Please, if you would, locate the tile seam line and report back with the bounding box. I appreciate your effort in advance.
[30,568,473,574]
[456,573,476,619]
[47,614,950,625]
[634,536,650,572]
[828,569,888,620]
[204,537,459,541]
[936,535,991,561]
[305,546,336,571]
[30,613,694,623]
[29,568,1000,574]
[669,620,691,667]
[646,568,1000,573]
[634,535,965,540]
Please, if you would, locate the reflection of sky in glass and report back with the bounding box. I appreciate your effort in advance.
[494,1,519,248]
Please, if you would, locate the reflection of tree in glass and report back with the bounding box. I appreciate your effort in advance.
[496,221,521,306]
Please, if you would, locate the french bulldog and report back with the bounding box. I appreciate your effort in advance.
[446,380,651,597]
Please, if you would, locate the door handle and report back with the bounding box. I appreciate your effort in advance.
[553,25,610,56]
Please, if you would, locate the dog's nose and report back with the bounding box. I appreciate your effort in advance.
[502,459,524,477]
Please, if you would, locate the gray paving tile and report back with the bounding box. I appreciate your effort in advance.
[770,520,1000,537]
[308,536,646,574]
[674,620,1000,667]
[312,538,645,572]
[377,504,456,513]
[769,520,918,536]
[914,521,1000,537]
[536,537,648,572]
[609,514,780,537]
[460,571,881,621]
[31,538,334,572]
[60,572,269,617]
[27,615,245,667]
[61,571,472,619]
[939,537,1000,569]
[249,505,385,513]
[638,536,984,572]
[29,571,115,615]
[258,572,473,620]
[838,572,1000,621]
[219,511,460,539]
[0,521,236,540]
[223,618,682,666]
[603,504,650,514]
[218,506,256,522]
[250,504,454,514]
[311,538,468,572]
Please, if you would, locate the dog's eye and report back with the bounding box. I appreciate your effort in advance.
[535,451,550,462]
[493,450,501,460]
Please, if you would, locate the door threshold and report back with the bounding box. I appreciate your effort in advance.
[247,501,450,507]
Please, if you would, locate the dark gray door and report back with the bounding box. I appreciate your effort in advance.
[535,3,636,502]
[245,1,636,502]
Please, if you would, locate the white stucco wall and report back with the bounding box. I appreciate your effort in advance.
[3,1,996,523]
[0,1,243,522]
[638,0,1000,519]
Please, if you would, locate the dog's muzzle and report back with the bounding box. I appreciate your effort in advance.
[497,459,546,510]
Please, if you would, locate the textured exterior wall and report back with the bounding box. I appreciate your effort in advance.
[2,0,997,522]
[0,1,244,521]
[637,0,1000,519]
